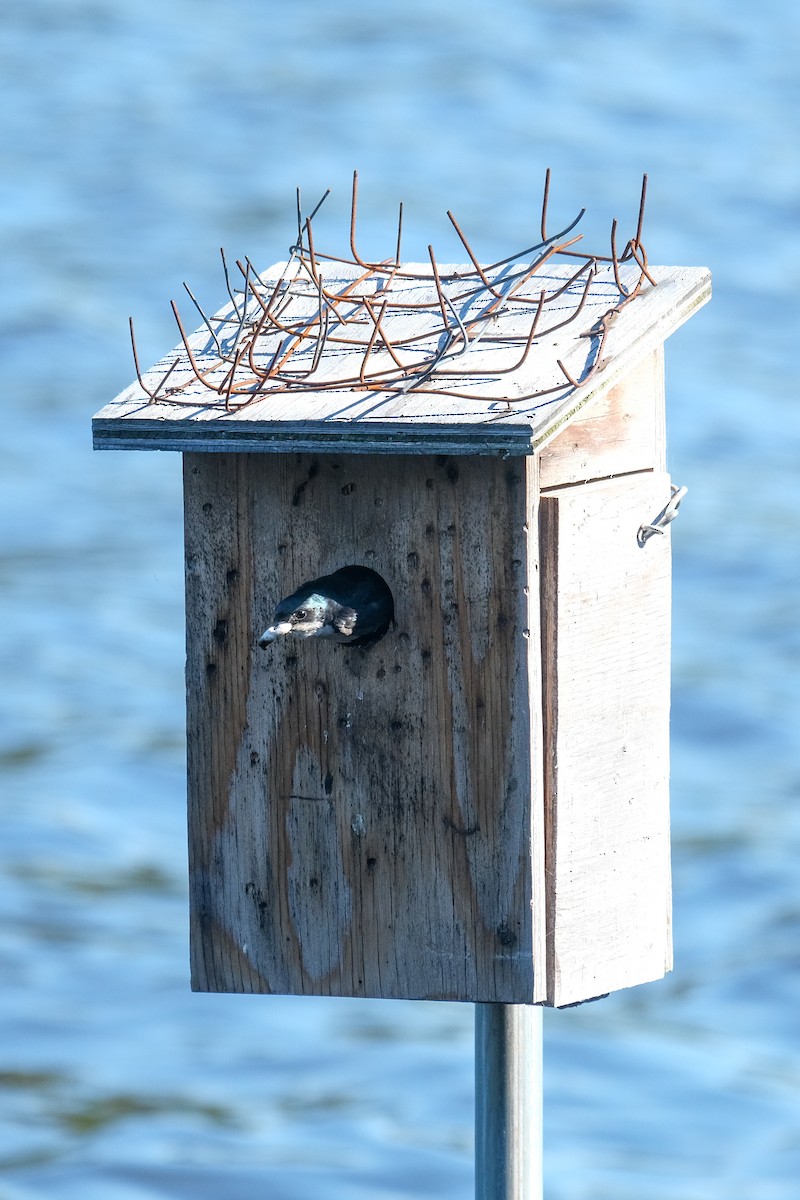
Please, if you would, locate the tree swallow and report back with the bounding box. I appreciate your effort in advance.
[258,565,394,648]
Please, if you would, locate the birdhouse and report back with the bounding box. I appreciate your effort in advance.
[93,175,710,1007]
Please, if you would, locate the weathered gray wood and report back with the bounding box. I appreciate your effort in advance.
[93,266,710,455]
[539,472,673,1006]
[475,1003,543,1200]
[185,451,546,1002]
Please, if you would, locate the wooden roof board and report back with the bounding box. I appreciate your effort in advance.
[92,262,710,456]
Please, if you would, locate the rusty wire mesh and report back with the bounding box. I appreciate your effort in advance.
[129,170,656,412]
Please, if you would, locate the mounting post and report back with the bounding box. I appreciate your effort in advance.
[475,1003,543,1200]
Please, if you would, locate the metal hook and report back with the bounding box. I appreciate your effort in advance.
[638,485,688,545]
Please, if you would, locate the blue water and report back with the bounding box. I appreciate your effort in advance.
[2,1,799,1196]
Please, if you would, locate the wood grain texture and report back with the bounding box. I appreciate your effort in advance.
[538,347,665,487]
[93,266,710,455]
[539,472,673,1007]
[184,452,546,1002]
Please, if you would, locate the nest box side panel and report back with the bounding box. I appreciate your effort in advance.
[539,471,673,1007]
[538,348,666,487]
[184,452,543,1003]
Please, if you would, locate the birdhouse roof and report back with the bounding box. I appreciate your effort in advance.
[93,212,710,456]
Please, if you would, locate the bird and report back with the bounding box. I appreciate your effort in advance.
[258,565,394,649]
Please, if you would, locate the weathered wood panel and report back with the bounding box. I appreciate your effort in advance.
[539,472,673,1007]
[185,452,546,1002]
[538,347,665,487]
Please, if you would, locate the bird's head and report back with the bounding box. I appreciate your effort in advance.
[258,566,393,649]
[258,587,358,647]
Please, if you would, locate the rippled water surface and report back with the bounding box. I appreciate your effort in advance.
[2,1,799,1196]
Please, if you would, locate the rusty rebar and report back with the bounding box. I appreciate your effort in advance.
[427,244,450,331]
[149,355,180,402]
[292,186,331,260]
[487,202,586,274]
[635,174,648,250]
[610,219,626,296]
[452,235,582,306]
[536,263,597,337]
[181,283,227,359]
[129,317,154,399]
[359,295,391,385]
[169,300,225,391]
[230,259,252,347]
[131,171,654,410]
[361,294,407,371]
[540,168,552,242]
[431,289,545,378]
[625,237,658,287]
[446,211,505,300]
[307,272,330,377]
[219,248,241,318]
[222,345,244,410]
[304,217,319,283]
[349,170,370,269]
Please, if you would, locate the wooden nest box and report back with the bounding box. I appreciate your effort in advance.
[93,177,710,1006]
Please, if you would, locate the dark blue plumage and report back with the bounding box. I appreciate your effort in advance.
[258,565,394,648]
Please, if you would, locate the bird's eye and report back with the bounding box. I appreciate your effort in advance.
[295,609,307,621]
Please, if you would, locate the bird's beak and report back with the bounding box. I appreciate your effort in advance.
[258,621,292,648]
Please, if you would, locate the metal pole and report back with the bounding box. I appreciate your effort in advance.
[475,1003,543,1200]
